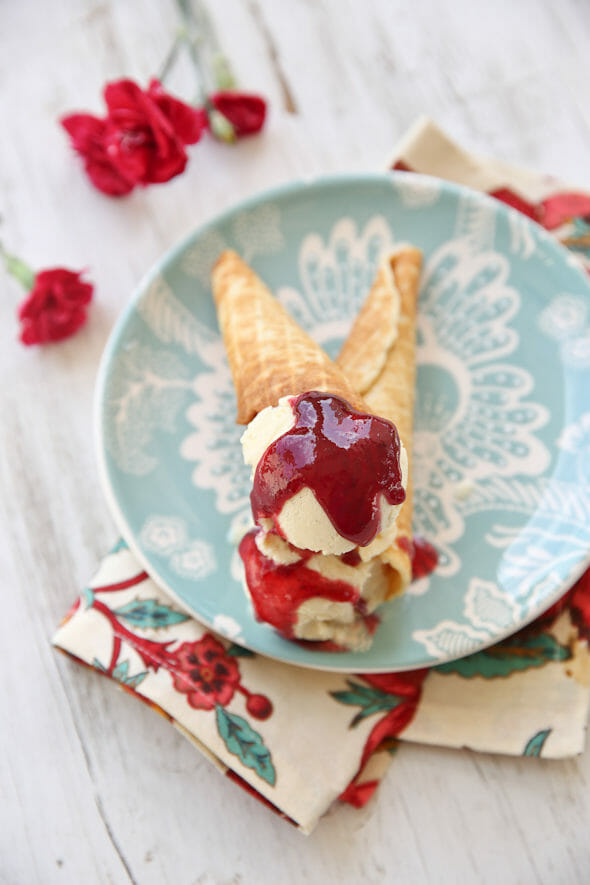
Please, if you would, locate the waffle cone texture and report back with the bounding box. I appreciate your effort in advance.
[212,250,366,425]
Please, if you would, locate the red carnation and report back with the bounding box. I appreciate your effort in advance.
[61,79,207,196]
[209,91,267,138]
[18,268,93,346]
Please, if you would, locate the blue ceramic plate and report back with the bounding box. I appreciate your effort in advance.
[96,172,590,672]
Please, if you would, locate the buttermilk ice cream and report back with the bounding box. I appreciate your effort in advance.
[242,393,408,555]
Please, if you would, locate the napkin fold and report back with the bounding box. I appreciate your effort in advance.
[53,119,590,834]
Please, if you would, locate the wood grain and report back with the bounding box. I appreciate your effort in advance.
[2,0,590,881]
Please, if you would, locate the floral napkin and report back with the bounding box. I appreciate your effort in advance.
[53,118,590,834]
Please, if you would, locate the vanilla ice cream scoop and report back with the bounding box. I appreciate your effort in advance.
[241,391,408,557]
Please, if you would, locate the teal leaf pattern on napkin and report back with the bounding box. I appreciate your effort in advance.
[434,633,571,678]
[216,706,276,786]
[227,644,255,657]
[331,680,404,727]
[93,657,149,689]
[523,728,552,756]
[114,598,191,629]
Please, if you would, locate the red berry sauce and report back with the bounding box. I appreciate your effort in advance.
[250,391,405,548]
[239,528,362,639]
[397,535,439,579]
[340,549,362,566]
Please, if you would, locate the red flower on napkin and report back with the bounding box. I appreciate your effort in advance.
[18,268,93,346]
[172,636,240,709]
[61,79,207,196]
[209,91,267,138]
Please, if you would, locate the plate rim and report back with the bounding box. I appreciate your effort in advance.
[94,169,590,673]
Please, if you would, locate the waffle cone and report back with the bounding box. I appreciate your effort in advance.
[337,245,422,597]
[212,250,366,425]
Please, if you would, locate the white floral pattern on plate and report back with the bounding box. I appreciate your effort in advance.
[181,228,229,285]
[277,216,394,347]
[171,541,216,581]
[392,174,442,209]
[140,516,188,555]
[539,293,590,368]
[212,614,244,641]
[181,364,249,515]
[138,515,216,581]
[412,239,551,579]
[413,621,489,659]
[493,409,590,617]
[104,342,193,476]
[232,203,285,262]
[413,577,520,658]
[463,578,521,631]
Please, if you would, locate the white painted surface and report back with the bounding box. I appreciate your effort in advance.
[2,0,589,881]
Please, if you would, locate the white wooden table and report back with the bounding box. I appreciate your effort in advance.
[2,1,590,882]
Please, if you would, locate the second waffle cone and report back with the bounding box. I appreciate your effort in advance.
[338,245,422,595]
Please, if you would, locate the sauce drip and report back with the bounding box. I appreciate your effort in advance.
[239,529,361,639]
[397,536,439,579]
[251,392,405,548]
[340,549,362,567]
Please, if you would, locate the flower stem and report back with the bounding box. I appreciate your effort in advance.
[175,0,237,93]
[91,571,150,594]
[210,51,237,91]
[175,0,209,103]
[107,635,123,676]
[174,0,237,140]
[207,105,236,143]
[193,0,237,90]
[0,241,35,291]
[156,29,186,83]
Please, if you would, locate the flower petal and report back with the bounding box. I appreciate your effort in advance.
[209,91,267,137]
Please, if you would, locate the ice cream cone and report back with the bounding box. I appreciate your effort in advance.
[337,245,422,596]
[212,250,366,425]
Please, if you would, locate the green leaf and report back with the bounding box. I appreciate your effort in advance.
[385,738,400,757]
[125,672,148,688]
[569,217,590,258]
[435,633,571,679]
[331,680,403,711]
[350,703,395,728]
[208,108,236,143]
[331,688,383,707]
[93,657,148,688]
[227,644,255,657]
[114,598,190,629]
[113,660,130,681]
[111,659,149,688]
[523,728,552,757]
[216,706,276,786]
